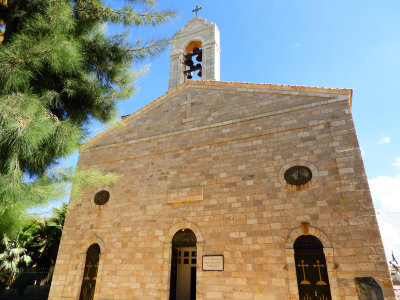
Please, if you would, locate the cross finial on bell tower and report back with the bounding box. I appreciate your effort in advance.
[192,5,202,17]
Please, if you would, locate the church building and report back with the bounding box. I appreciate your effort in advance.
[49,16,394,300]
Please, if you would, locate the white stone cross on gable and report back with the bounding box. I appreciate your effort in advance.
[180,94,197,123]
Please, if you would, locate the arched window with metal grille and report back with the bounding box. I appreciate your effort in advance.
[79,244,100,300]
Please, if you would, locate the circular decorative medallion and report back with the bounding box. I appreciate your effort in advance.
[284,166,312,186]
[94,190,110,205]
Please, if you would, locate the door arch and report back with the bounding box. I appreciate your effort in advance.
[294,235,332,300]
[79,244,100,300]
[169,229,197,300]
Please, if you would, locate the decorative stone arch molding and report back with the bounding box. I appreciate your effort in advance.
[279,160,319,191]
[165,219,204,244]
[285,224,332,249]
[284,224,340,300]
[162,219,204,300]
[184,39,203,54]
[81,234,107,254]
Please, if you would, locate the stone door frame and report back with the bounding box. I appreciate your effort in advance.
[285,225,340,299]
[163,220,204,300]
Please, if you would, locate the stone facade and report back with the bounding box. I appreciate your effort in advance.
[49,17,394,300]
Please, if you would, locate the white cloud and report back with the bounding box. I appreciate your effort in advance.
[360,147,366,158]
[393,157,400,167]
[369,175,400,261]
[377,136,391,144]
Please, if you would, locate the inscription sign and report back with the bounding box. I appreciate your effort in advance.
[202,255,224,271]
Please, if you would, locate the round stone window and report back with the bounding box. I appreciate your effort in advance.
[284,166,312,186]
[94,190,110,205]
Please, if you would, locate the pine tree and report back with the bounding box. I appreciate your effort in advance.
[0,0,176,236]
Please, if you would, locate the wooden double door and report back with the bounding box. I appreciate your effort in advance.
[294,248,332,300]
[170,246,196,300]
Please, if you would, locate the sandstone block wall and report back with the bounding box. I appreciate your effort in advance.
[49,81,394,300]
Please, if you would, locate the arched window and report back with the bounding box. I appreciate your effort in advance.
[294,235,332,300]
[79,244,100,300]
[170,229,197,300]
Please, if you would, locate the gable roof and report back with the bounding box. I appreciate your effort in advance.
[81,80,352,150]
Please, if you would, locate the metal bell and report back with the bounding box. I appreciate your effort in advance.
[187,73,193,79]
[184,58,194,66]
[198,71,202,77]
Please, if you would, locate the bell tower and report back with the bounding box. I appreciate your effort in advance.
[168,16,220,90]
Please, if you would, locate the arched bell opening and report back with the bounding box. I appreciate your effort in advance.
[294,235,332,300]
[183,40,203,81]
[79,244,100,300]
[184,40,202,55]
[169,229,197,300]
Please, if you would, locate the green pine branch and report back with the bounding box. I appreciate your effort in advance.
[0,0,176,237]
[128,37,173,61]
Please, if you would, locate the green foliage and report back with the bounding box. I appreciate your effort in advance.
[22,203,68,268]
[0,0,176,236]
[0,234,32,288]
[0,165,119,236]
[0,203,68,289]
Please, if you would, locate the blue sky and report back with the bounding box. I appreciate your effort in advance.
[43,1,400,261]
